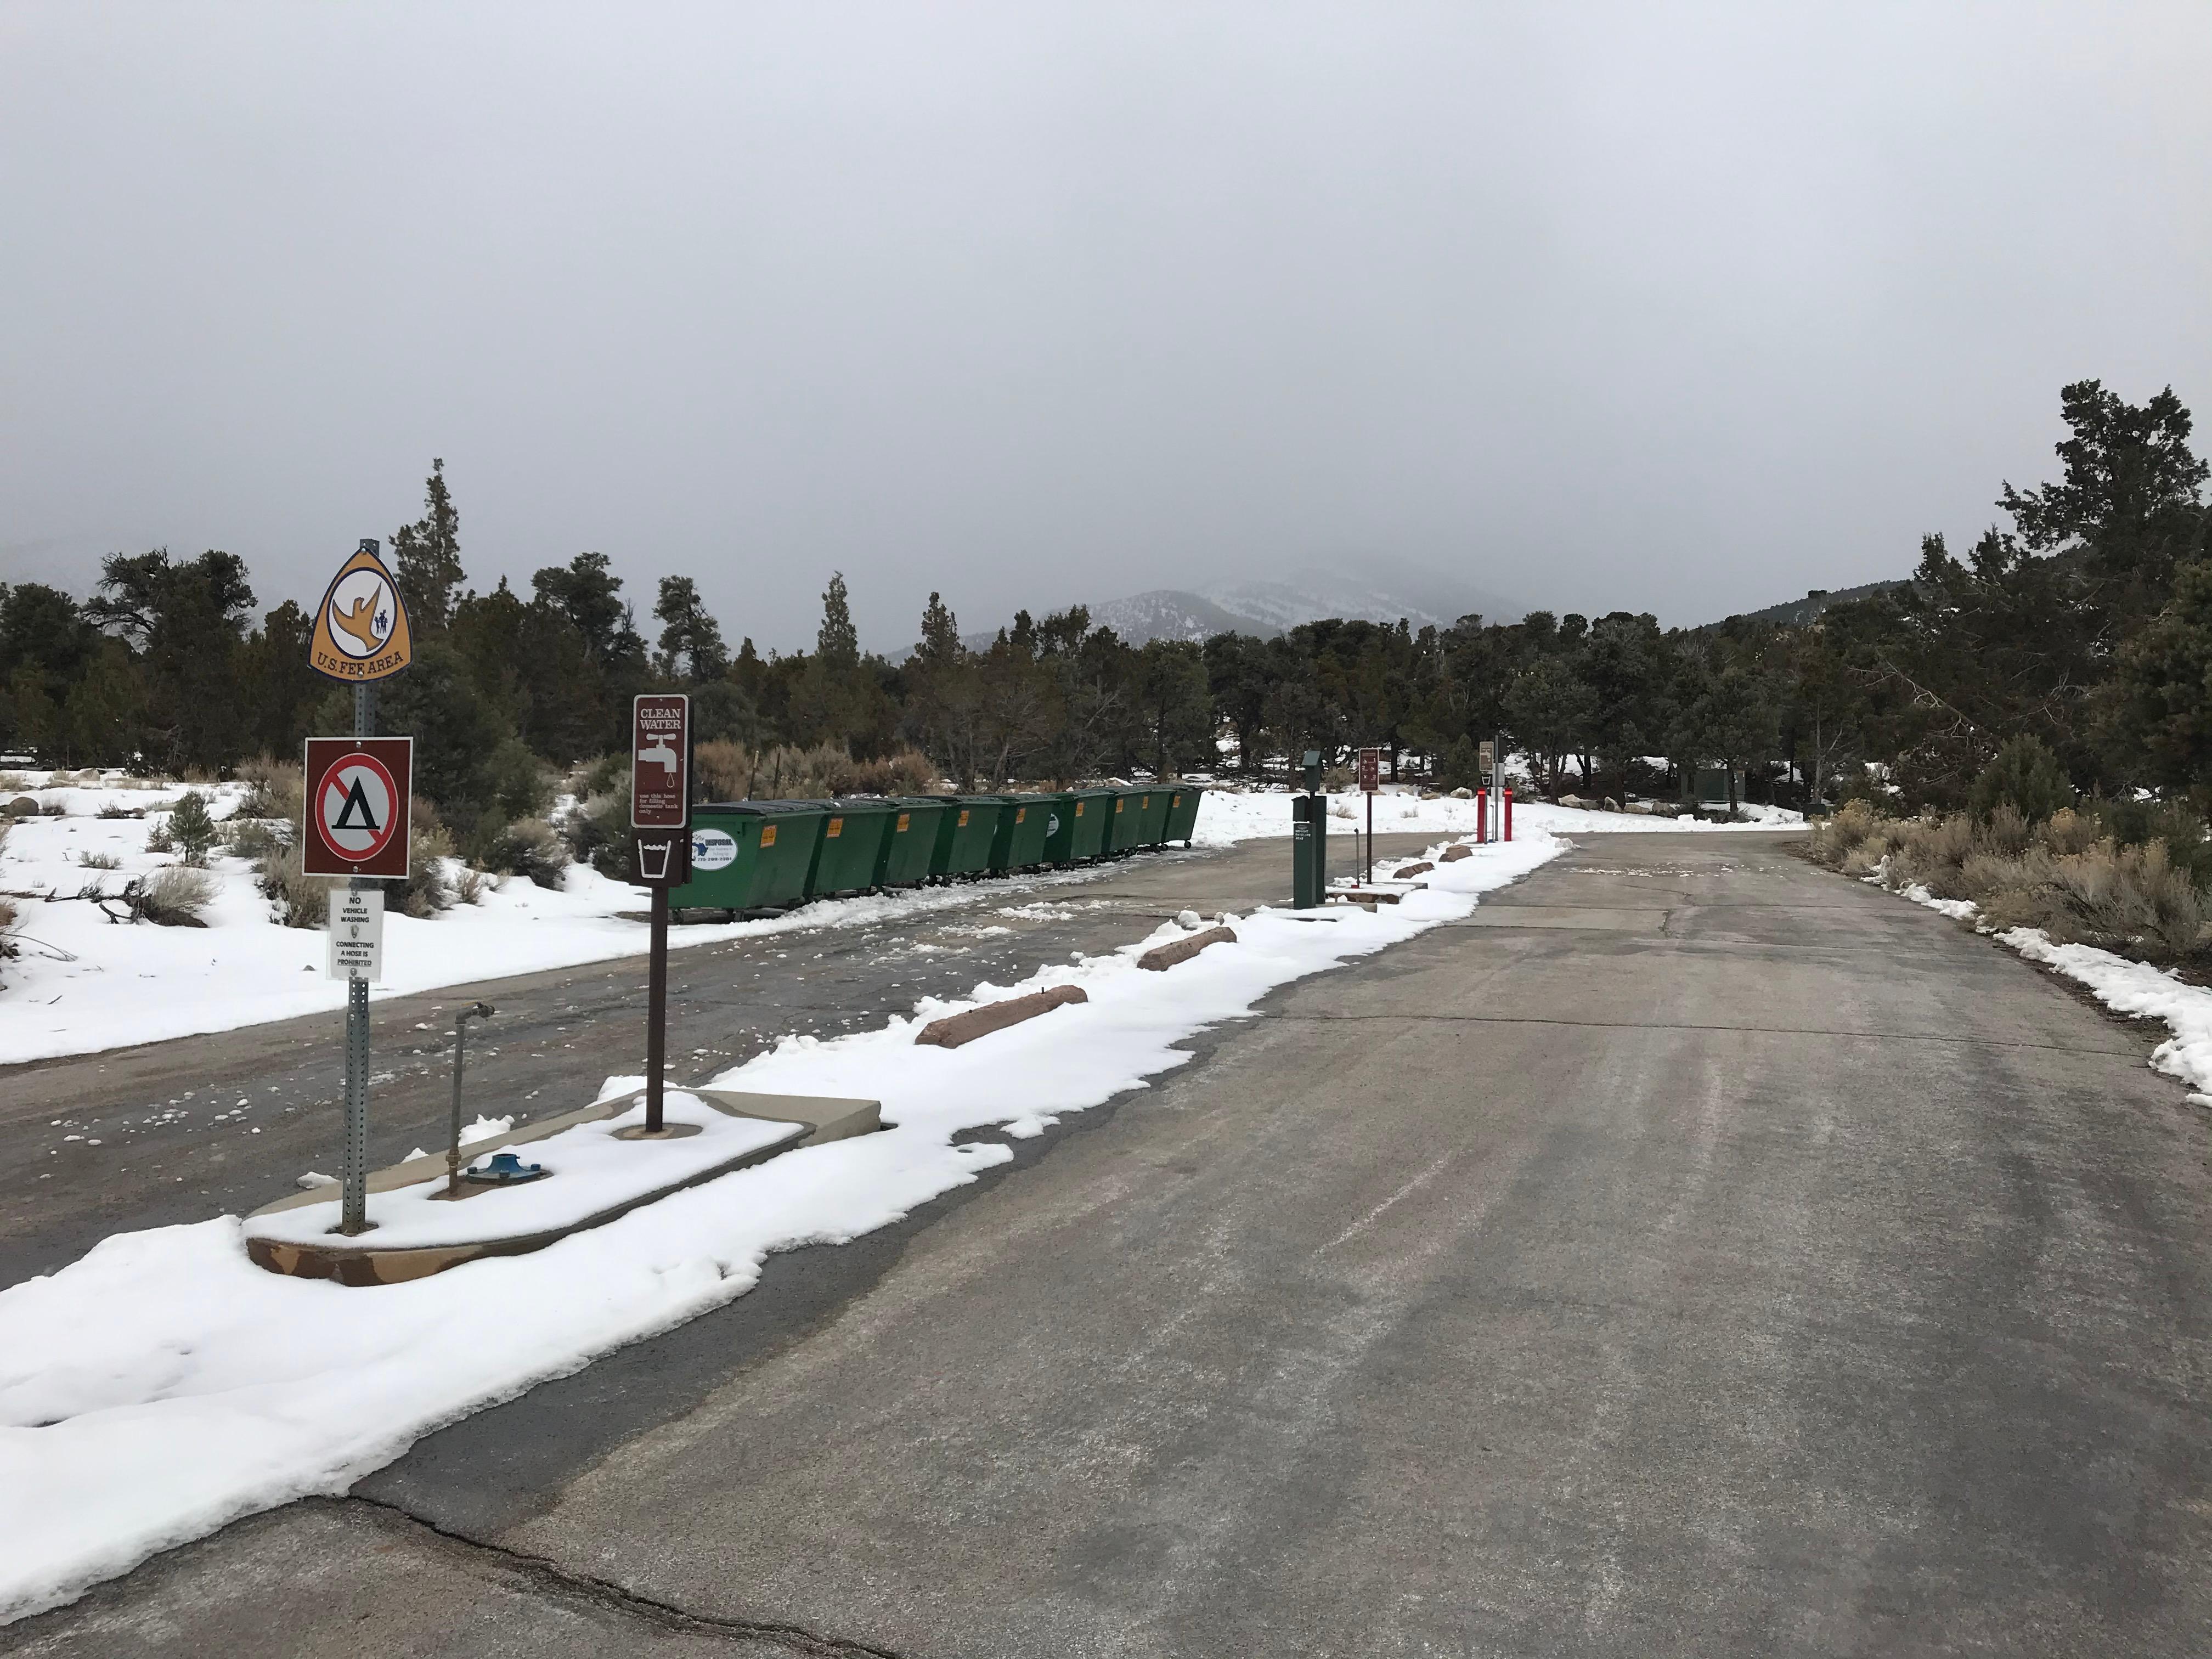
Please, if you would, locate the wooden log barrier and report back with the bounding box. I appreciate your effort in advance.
[1138,925,1238,971]
[915,984,1089,1048]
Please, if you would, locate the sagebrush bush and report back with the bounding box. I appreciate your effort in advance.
[476,817,570,890]
[1807,798,2212,963]
[697,742,938,802]
[136,865,218,926]
[233,756,303,825]
[223,816,289,859]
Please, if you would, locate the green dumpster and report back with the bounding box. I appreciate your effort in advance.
[930,795,1006,878]
[1136,786,1173,847]
[1163,783,1204,846]
[1057,787,1115,862]
[671,801,828,913]
[1108,787,1149,854]
[873,797,950,888]
[1037,791,1086,865]
[988,793,1056,872]
[809,798,900,896]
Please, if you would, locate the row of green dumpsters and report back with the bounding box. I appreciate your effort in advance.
[671,785,1205,913]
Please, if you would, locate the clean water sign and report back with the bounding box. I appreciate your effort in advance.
[691,827,738,871]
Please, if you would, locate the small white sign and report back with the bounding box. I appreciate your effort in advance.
[690,827,738,871]
[326,887,385,981]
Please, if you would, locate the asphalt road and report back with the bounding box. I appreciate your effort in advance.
[12,830,2212,1657]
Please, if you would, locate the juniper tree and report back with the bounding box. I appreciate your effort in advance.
[389,459,466,632]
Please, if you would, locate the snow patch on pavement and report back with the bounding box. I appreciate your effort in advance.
[0,829,1565,1624]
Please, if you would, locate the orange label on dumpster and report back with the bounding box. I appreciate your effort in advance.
[827,817,842,838]
[1141,794,1150,808]
[896,813,910,831]
[1076,802,1086,816]
[1016,807,1026,822]
[1172,794,1182,806]
[1115,799,1124,813]
[958,809,970,826]
[760,824,777,847]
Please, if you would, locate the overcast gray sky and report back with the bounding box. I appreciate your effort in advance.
[3,2,2208,651]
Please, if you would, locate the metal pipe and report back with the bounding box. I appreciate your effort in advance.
[445,1001,495,1195]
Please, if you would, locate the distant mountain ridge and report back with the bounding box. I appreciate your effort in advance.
[954,558,1525,649]
[1714,579,1908,629]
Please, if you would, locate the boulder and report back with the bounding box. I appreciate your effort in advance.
[4,796,37,817]
[1449,787,1474,799]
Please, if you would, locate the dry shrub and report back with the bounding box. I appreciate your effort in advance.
[234,756,303,824]
[0,772,27,792]
[2042,807,2099,857]
[136,865,218,926]
[223,815,289,859]
[477,817,570,890]
[78,850,122,870]
[1886,815,1976,899]
[726,743,937,800]
[693,740,752,802]
[256,843,335,928]
[2051,838,2207,961]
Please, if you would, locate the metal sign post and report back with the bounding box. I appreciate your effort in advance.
[303,539,413,1236]
[1357,746,1381,885]
[630,694,692,1135]
[1492,731,1505,853]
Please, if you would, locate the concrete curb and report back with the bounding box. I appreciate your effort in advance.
[244,1088,879,1286]
[916,985,1088,1048]
[1138,926,1237,971]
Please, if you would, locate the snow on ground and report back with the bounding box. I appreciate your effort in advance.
[0,828,1562,1624]
[1190,785,1802,848]
[1882,878,2212,1103]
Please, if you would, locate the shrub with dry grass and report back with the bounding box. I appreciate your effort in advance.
[1808,799,2212,964]
[233,756,303,825]
[256,796,454,925]
[476,817,570,890]
[696,741,937,802]
[133,865,218,926]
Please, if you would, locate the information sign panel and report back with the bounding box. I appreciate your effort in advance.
[326,887,385,980]
[1357,747,1381,793]
[631,695,691,830]
[303,737,414,878]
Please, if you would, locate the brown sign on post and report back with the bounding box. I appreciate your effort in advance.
[1478,739,1496,780]
[303,737,415,879]
[631,694,691,830]
[1357,747,1381,793]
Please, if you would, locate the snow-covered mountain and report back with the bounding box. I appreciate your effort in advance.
[1201,559,1520,634]
[952,558,1525,650]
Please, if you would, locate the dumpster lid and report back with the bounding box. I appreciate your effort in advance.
[697,799,835,815]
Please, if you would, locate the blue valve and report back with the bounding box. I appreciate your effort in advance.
[466,1150,547,1184]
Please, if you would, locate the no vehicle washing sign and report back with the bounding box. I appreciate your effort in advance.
[303,737,414,878]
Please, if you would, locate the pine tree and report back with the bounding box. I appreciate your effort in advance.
[817,572,860,669]
[652,575,730,682]
[390,459,466,631]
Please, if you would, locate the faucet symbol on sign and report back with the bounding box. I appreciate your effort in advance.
[638,737,680,776]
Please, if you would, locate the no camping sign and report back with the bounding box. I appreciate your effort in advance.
[303,737,414,878]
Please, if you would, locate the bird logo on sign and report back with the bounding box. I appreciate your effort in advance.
[326,569,396,658]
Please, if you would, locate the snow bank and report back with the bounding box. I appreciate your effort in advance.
[1190,786,1802,847]
[0,830,1564,1623]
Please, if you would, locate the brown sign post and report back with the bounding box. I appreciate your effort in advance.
[630,695,691,1135]
[1357,746,1381,885]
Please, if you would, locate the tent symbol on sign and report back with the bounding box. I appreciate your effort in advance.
[333,776,381,834]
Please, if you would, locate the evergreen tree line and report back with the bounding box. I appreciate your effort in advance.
[4,380,2209,834]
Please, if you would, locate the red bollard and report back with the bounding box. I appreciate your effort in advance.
[1505,786,1514,841]
[1476,788,1488,844]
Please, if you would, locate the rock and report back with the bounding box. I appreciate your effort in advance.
[1559,794,1592,810]
[1625,800,1655,815]
[1395,861,1434,878]
[1176,909,1203,929]
[1602,797,1621,812]
[4,796,37,817]
[1449,787,1474,799]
